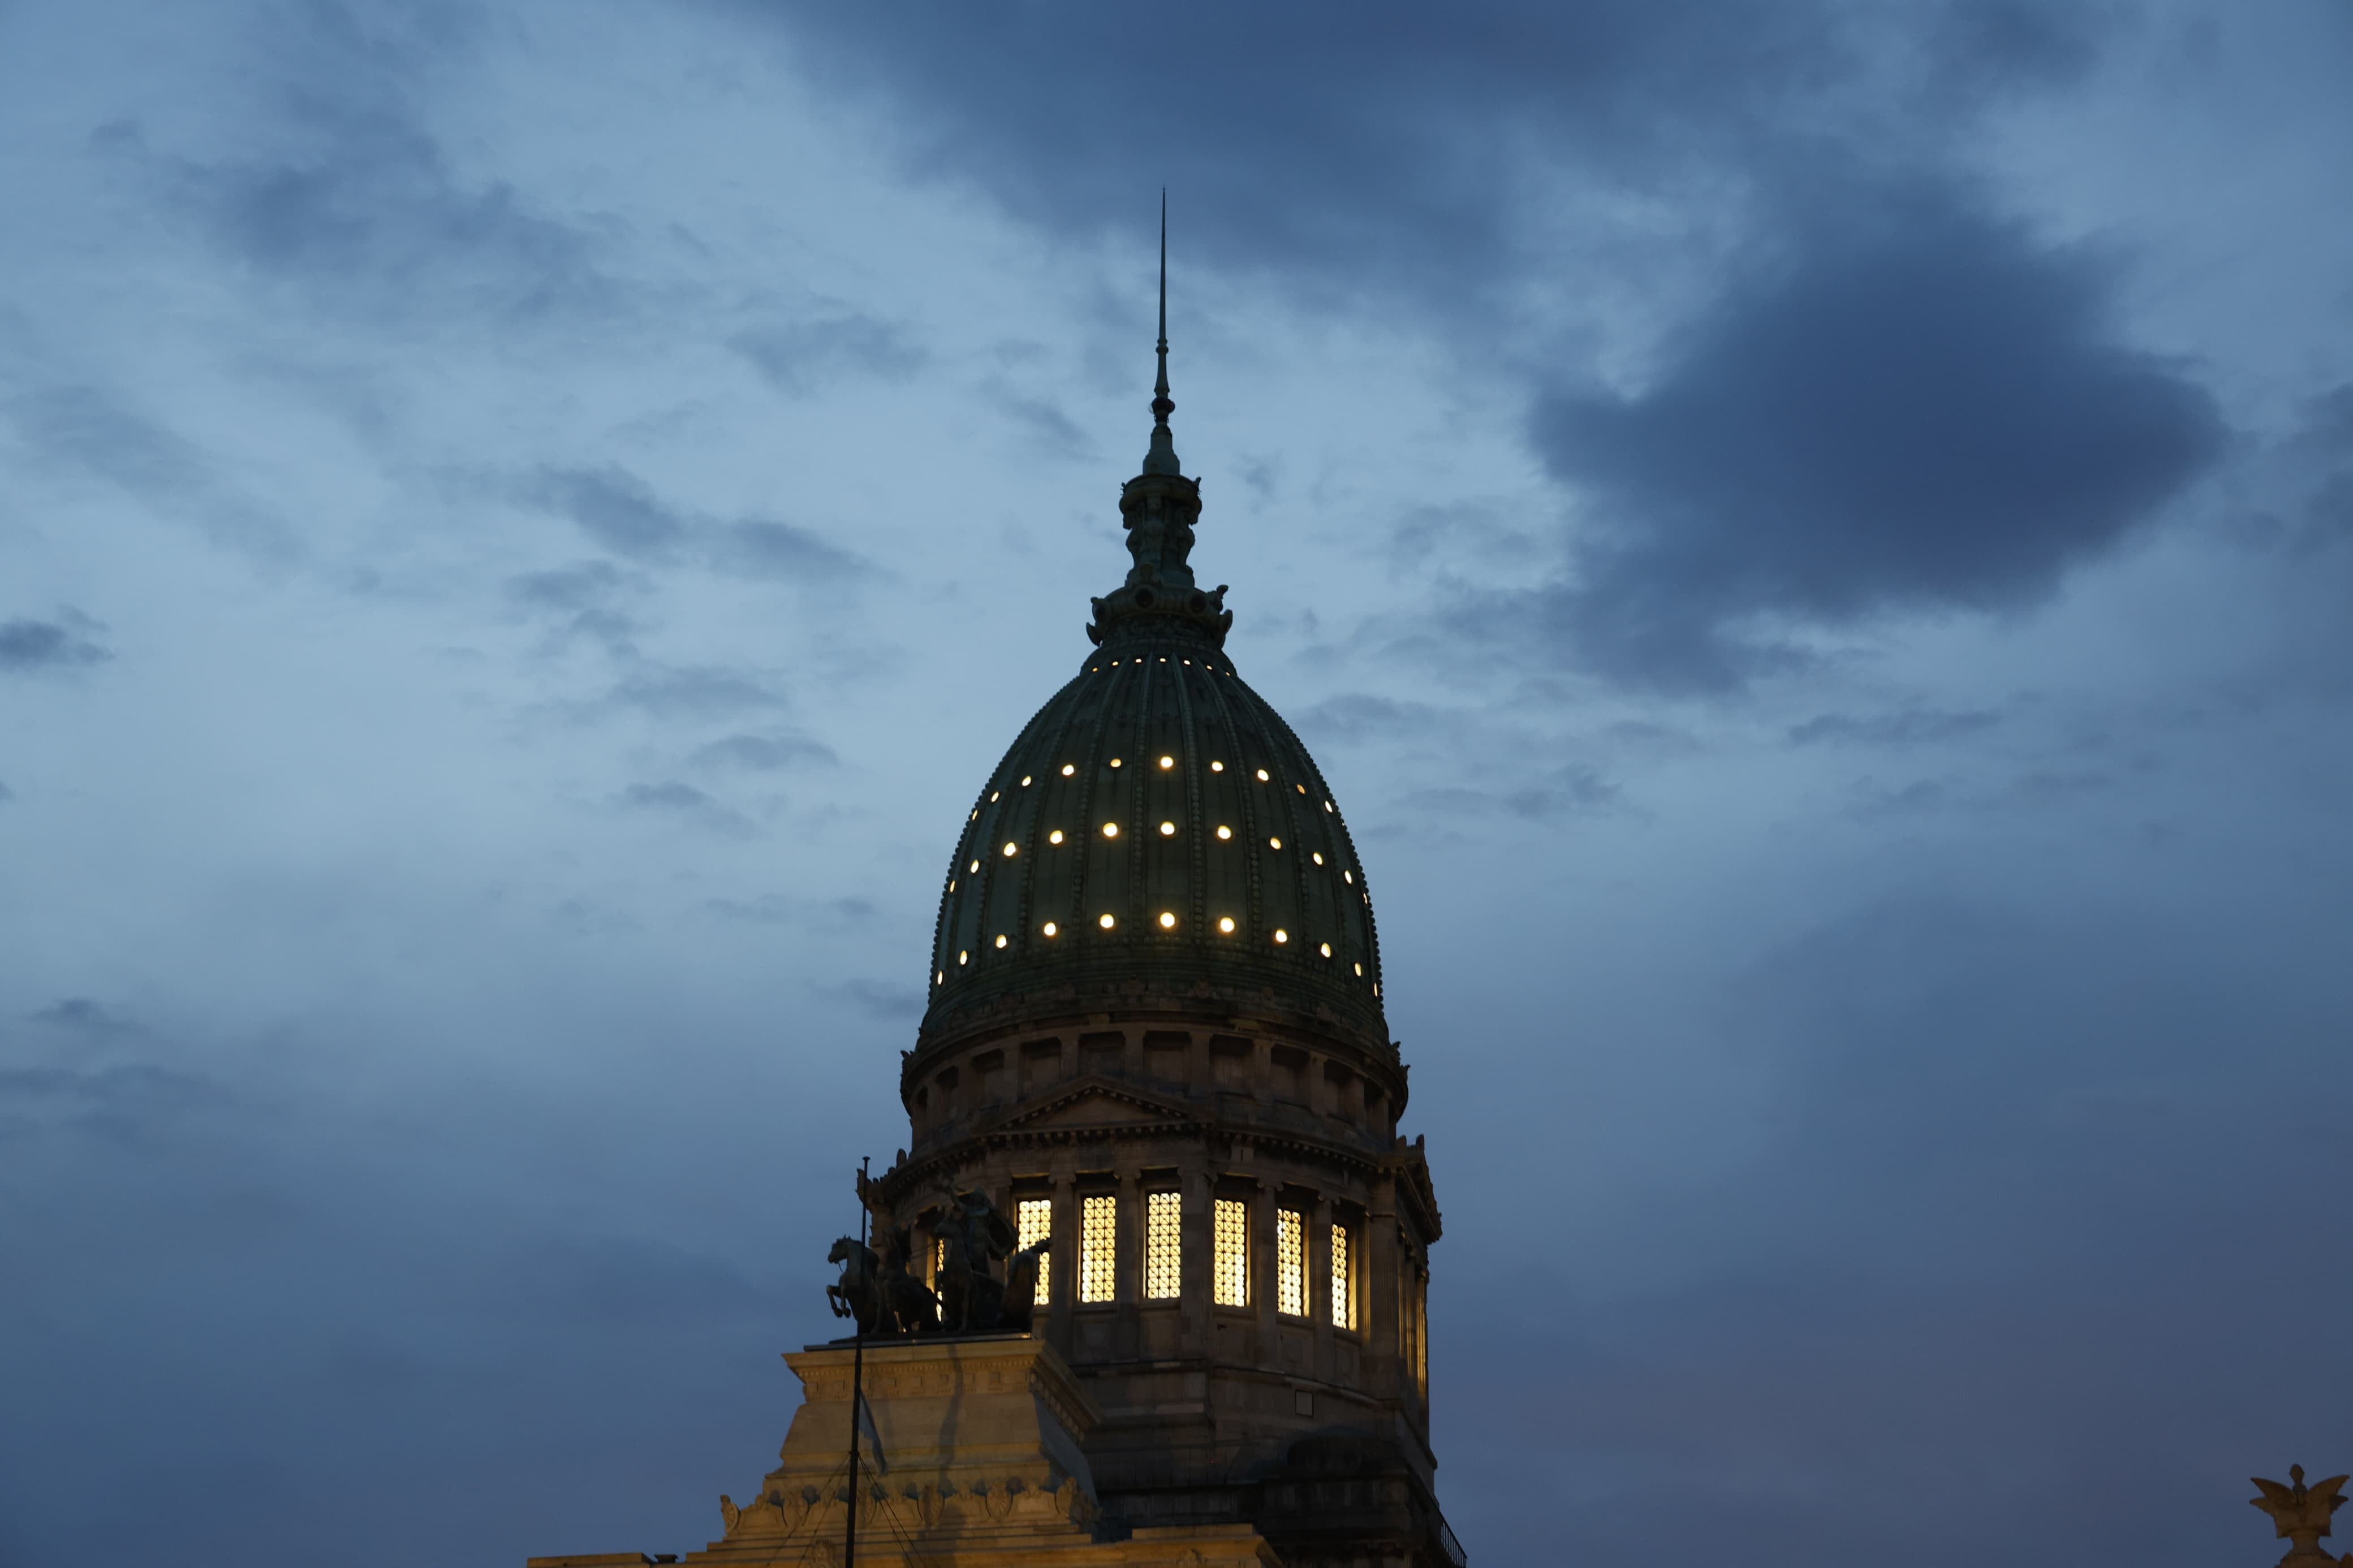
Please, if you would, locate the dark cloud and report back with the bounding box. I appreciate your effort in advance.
[1531,183,2226,687]
[29,998,144,1038]
[733,312,925,397]
[505,561,647,612]
[0,612,111,672]
[604,664,783,719]
[126,3,606,317]
[523,466,689,560]
[689,732,838,771]
[700,893,879,927]
[817,978,923,1021]
[1790,708,2002,746]
[6,387,208,497]
[520,465,874,585]
[615,780,757,836]
[760,2,2109,317]
[714,520,870,583]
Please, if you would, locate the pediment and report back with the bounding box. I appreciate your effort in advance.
[988,1076,1195,1133]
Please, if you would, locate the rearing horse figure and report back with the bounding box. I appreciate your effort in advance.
[826,1231,938,1337]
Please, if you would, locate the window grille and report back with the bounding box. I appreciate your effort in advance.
[1276,1208,1305,1318]
[1213,1198,1248,1306]
[1145,1191,1182,1299]
[1018,1196,1052,1306]
[1080,1194,1117,1302]
[1330,1224,1355,1330]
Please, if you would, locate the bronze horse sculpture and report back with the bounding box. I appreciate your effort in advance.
[825,1229,938,1338]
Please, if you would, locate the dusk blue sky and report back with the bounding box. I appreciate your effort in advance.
[3,4,2351,1563]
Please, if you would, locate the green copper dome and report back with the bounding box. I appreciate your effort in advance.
[924,625,1384,1036]
[921,285,1384,1040]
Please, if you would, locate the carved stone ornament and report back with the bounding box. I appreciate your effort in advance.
[2251,1465,2353,1566]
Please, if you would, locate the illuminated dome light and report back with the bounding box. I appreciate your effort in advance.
[1061,763,1076,776]
[1159,755,1175,769]
[1002,842,1019,857]
[1020,775,1033,787]
[1325,800,1335,813]
[995,934,1009,949]
[968,859,980,873]
[1373,982,1381,996]
[1319,942,1332,958]
[990,791,1001,802]
[1297,784,1308,795]
[1354,962,1364,976]
[1273,928,1289,944]
[1215,825,1231,840]
[949,880,956,893]
[1218,917,1235,934]
[1210,761,1225,772]
[1312,852,1325,866]
[1048,830,1065,845]
[1159,821,1176,836]
[969,810,979,822]
[1255,768,1270,781]
[936,971,945,985]
[1343,870,1354,884]
[1102,822,1120,838]
[1098,913,1116,930]
[1158,912,1177,929]
[1042,921,1058,938]
[1269,837,1283,850]
[1109,758,1123,769]
[958,951,969,965]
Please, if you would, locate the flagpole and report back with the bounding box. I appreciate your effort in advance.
[846,1154,868,1568]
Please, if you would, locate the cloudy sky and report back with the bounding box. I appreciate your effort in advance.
[3,2,2350,1563]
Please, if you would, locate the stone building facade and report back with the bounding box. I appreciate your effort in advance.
[530,266,1459,1568]
[859,309,1458,1568]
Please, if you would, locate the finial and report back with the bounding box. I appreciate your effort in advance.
[1143,188,1180,476]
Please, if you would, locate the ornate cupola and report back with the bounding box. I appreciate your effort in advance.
[872,208,1458,1568]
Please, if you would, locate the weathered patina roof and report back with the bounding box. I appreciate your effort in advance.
[920,234,1384,1042]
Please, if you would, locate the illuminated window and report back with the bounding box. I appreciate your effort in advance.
[1276,1207,1305,1318]
[1080,1195,1117,1303]
[1213,1198,1248,1306]
[932,1236,946,1289]
[1145,1192,1182,1299]
[1018,1198,1052,1306]
[1330,1225,1356,1329]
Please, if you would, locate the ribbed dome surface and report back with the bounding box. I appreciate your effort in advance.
[925,628,1383,1036]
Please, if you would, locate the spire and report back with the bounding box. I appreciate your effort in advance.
[1143,189,1181,477]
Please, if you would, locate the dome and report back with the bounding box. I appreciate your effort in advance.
[921,300,1384,1042]
[924,627,1384,1037]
